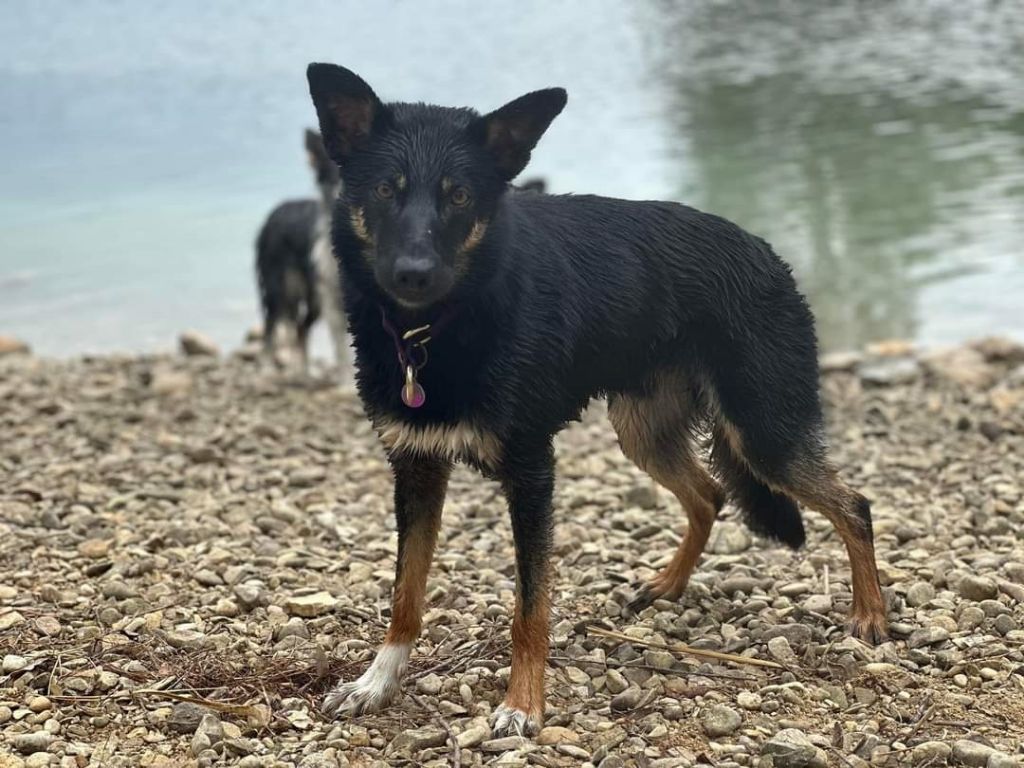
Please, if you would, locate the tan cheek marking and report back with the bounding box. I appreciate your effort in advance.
[458,219,489,255]
[349,207,373,244]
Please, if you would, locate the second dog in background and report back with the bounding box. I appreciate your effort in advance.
[255,130,347,374]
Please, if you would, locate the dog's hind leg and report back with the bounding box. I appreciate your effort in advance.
[323,456,451,717]
[297,295,320,377]
[778,453,887,644]
[491,440,556,738]
[716,421,888,644]
[608,377,726,613]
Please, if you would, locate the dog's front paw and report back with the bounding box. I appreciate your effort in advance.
[322,674,400,718]
[322,643,410,718]
[489,704,541,738]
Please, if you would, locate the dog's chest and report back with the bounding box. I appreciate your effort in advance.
[374,416,502,469]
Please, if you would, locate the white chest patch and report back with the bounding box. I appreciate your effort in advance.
[375,417,502,468]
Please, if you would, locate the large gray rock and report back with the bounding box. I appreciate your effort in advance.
[700,704,742,737]
[167,702,210,734]
[951,740,996,767]
[179,329,220,357]
[959,575,999,601]
[923,346,998,389]
[284,591,337,617]
[858,357,920,386]
[13,732,52,754]
[0,335,30,357]
[907,626,950,649]
[708,521,752,554]
[190,713,225,757]
[389,726,448,755]
[761,729,827,767]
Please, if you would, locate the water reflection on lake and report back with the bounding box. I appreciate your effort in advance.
[643,0,1024,350]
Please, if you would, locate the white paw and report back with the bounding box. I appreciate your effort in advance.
[489,704,541,738]
[322,643,409,718]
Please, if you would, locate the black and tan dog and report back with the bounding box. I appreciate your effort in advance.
[307,63,888,736]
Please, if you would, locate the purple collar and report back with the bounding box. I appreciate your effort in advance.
[379,305,457,408]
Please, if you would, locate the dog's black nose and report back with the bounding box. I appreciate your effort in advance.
[393,259,436,296]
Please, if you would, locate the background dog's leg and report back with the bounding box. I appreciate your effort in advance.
[262,301,280,369]
[323,456,451,717]
[491,442,555,738]
[297,295,319,377]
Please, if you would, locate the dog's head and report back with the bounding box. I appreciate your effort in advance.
[307,63,566,309]
[304,128,341,207]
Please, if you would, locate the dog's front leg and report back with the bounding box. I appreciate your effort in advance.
[491,441,555,737]
[323,455,451,717]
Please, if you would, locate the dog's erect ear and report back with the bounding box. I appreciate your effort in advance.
[474,88,567,181]
[307,64,389,164]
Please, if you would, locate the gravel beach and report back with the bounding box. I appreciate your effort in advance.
[2,337,1024,767]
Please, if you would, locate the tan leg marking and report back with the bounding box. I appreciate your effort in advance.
[493,567,549,736]
[385,472,448,645]
[323,463,450,717]
[608,377,724,604]
[789,471,888,643]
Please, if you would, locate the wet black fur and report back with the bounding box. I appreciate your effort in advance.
[255,198,321,354]
[308,64,838,613]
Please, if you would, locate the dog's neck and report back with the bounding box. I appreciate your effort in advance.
[378,304,460,409]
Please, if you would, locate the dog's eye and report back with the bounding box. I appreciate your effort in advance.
[375,181,395,200]
[451,187,470,207]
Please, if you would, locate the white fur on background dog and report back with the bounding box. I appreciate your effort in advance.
[322,643,411,716]
[312,232,348,369]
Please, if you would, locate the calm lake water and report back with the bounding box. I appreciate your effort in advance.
[1,1,1022,356]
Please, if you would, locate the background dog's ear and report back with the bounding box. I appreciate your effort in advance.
[304,128,323,154]
[474,88,567,181]
[307,64,389,165]
[304,128,328,168]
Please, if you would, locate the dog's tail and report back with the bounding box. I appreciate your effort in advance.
[709,430,806,549]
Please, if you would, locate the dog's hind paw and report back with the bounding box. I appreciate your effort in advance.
[489,704,541,738]
[849,611,889,646]
[625,584,659,616]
